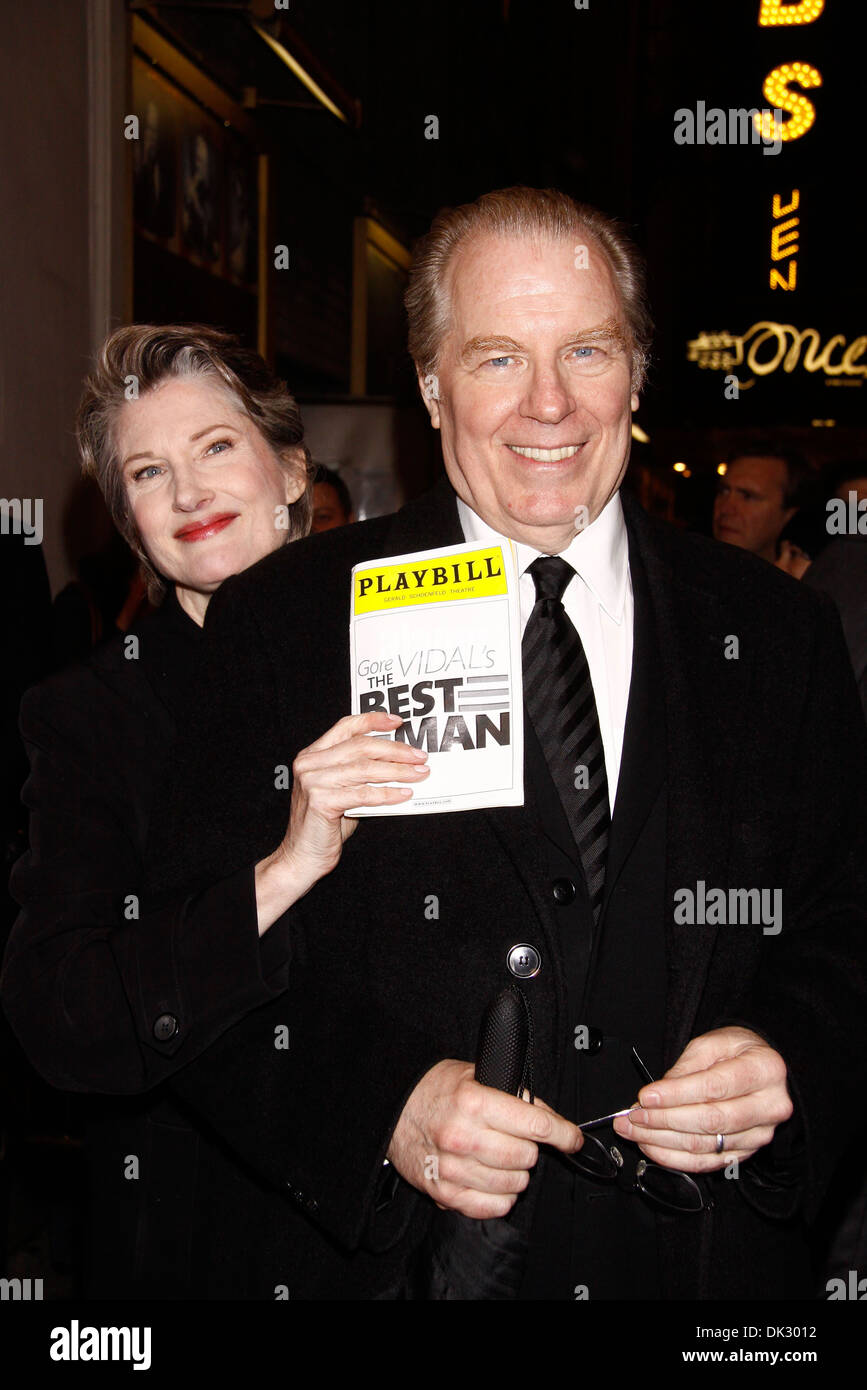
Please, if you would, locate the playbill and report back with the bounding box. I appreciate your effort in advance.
[348,540,524,816]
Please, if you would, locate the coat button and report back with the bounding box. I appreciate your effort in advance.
[506,943,541,978]
[552,878,576,905]
[153,1012,179,1041]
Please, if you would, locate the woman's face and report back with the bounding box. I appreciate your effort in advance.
[115,376,306,622]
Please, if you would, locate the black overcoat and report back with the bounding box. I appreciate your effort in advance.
[4,479,866,1298]
[2,592,292,1296]
[145,478,867,1299]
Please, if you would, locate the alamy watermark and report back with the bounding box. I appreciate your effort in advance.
[826,491,867,536]
[0,497,43,546]
[674,104,784,157]
[674,881,782,935]
[826,1270,867,1300]
[49,1321,151,1370]
[1,1277,43,1300]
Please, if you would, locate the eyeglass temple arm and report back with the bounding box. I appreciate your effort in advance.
[630,1045,656,1087]
[572,1048,656,1131]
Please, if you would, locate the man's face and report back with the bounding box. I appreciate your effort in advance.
[713,456,795,561]
[419,233,638,553]
[312,481,352,532]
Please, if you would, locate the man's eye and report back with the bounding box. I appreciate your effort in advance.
[572,346,597,360]
[484,356,514,368]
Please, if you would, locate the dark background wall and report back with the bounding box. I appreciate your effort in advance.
[0,0,861,589]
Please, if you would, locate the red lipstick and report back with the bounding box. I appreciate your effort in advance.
[174,513,238,542]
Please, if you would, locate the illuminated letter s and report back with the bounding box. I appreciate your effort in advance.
[754,64,822,142]
[758,0,824,26]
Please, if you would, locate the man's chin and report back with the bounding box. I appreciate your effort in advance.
[497,508,592,550]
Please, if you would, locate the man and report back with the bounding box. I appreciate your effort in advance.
[712,444,811,561]
[147,188,866,1300]
[311,464,355,532]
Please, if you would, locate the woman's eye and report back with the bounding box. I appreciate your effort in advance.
[205,438,233,455]
[132,464,162,482]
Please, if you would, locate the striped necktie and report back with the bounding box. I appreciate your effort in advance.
[522,556,610,922]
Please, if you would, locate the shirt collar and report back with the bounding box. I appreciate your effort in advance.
[456,490,629,623]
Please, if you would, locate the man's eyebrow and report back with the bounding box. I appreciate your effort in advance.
[459,336,524,364]
[122,423,237,469]
[459,319,629,364]
[572,319,629,348]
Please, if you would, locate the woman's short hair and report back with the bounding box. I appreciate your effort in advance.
[77,323,313,602]
[405,186,653,393]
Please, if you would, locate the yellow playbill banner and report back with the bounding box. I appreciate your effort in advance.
[352,546,509,615]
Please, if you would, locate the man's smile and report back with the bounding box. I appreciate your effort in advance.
[506,443,586,462]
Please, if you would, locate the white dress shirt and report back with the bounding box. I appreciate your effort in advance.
[457,491,634,810]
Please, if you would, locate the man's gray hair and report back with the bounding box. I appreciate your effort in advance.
[405,186,653,393]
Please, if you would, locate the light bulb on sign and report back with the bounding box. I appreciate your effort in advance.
[759,0,824,26]
[754,63,822,143]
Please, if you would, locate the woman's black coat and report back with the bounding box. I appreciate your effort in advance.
[2,591,292,1296]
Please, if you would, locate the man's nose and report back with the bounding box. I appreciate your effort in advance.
[519,363,574,423]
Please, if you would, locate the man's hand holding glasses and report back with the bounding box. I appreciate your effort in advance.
[611,1025,793,1176]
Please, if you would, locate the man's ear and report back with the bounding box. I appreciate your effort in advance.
[417,369,441,429]
[631,392,640,413]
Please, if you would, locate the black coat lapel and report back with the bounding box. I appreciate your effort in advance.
[621,491,751,1063]
[599,533,665,915]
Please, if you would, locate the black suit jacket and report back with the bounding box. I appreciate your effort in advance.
[142,477,867,1299]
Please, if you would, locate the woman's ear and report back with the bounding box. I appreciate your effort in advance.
[282,447,309,505]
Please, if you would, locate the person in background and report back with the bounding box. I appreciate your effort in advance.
[312,463,355,532]
[827,460,867,508]
[713,442,813,562]
[51,524,151,671]
[775,505,829,582]
[774,459,867,719]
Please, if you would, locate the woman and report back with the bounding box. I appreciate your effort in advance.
[1,324,428,1296]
